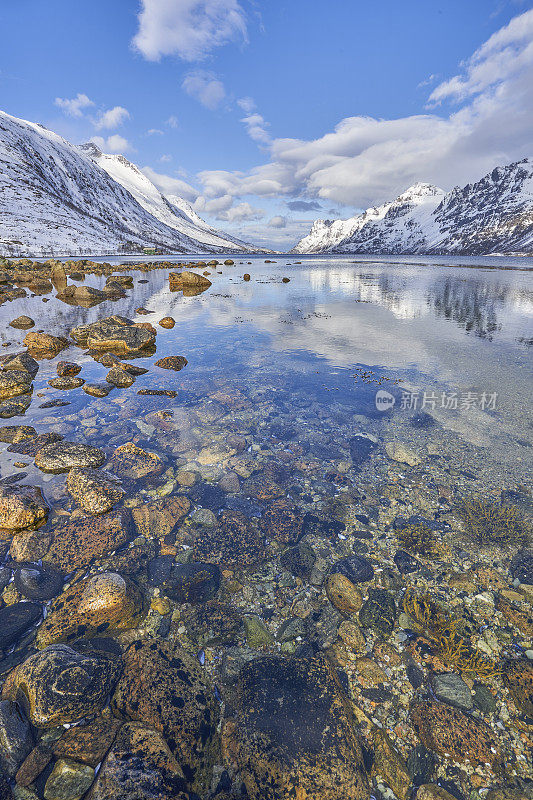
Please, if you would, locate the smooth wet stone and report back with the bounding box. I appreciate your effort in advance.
[105,366,134,388]
[1,352,39,377]
[44,509,133,572]
[372,727,411,800]
[416,786,459,800]
[107,442,164,481]
[10,529,53,562]
[229,655,369,800]
[430,673,473,711]
[0,700,34,777]
[23,332,68,358]
[0,370,33,400]
[326,572,363,613]
[52,716,122,767]
[70,315,156,354]
[111,639,219,792]
[0,425,36,444]
[406,745,438,786]
[158,316,175,328]
[2,645,122,727]
[14,563,63,600]
[244,615,274,648]
[56,362,81,377]
[410,700,500,767]
[131,495,190,540]
[169,271,212,290]
[89,722,188,800]
[385,441,422,466]
[189,600,243,647]
[9,316,34,330]
[331,554,374,584]
[394,549,421,574]
[0,485,48,530]
[34,442,105,473]
[150,559,221,603]
[259,498,304,545]
[192,510,265,567]
[359,589,397,637]
[472,683,497,714]
[279,540,316,578]
[83,382,113,397]
[48,377,84,390]
[66,468,124,514]
[155,355,188,371]
[348,434,376,467]
[218,471,240,493]
[43,757,94,800]
[37,572,145,647]
[15,743,53,787]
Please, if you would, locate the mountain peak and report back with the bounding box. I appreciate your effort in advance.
[396,183,445,203]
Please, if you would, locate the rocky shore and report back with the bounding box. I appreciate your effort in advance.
[0,257,531,800]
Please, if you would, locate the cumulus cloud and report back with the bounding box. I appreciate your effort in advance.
[94,106,130,130]
[237,96,256,113]
[159,154,172,162]
[189,8,533,209]
[147,128,164,135]
[182,72,226,109]
[132,0,247,61]
[90,134,133,153]
[219,202,264,222]
[268,215,286,228]
[54,93,94,117]
[166,115,179,128]
[241,112,271,144]
[141,165,199,201]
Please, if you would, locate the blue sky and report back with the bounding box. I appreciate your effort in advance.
[1,0,532,248]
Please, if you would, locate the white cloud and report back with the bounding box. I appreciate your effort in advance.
[182,72,226,109]
[188,9,533,209]
[268,215,286,228]
[141,165,199,201]
[132,0,247,61]
[54,93,94,117]
[159,154,172,162]
[193,194,263,221]
[94,106,130,130]
[237,96,256,113]
[241,112,271,144]
[218,202,264,222]
[429,8,533,103]
[166,115,179,128]
[91,134,133,153]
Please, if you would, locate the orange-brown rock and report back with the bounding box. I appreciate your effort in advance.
[44,509,132,572]
[326,573,363,614]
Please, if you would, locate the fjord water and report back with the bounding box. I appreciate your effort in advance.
[0,256,531,490]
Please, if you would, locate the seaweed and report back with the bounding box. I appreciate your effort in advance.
[460,498,531,547]
[403,589,500,679]
[396,523,446,559]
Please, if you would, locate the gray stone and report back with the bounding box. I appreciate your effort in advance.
[43,757,95,800]
[0,700,34,777]
[34,442,106,473]
[430,672,473,711]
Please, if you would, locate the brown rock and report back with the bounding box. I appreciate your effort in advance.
[53,716,122,767]
[66,468,124,515]
[131,495,190,542]
[9,529,53,561]
[259,498,303,545]
[23,332,68,358]
[105,366,134,388]
[0,425,36,444]
[36,571,145,647]
[326,573,363,614]
[158,317,175,329]
[372,728,411,800]
[417,786,459,800]
[503,659,533,716]
[410,700,500,767]
[107,442,164,481]
[44,509,132,572]
[9,316,34,329]
[111,639,219,792]
[0,485,48,530]
[15,745,52,787]
[154,355,188,371]
[56,361,81,377]
[192,509,265,567]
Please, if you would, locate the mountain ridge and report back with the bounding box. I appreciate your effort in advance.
[293,160,533,255]
[0,110,255,256]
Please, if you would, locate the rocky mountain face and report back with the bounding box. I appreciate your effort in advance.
[294,160,533,255]
[0,110,254,256]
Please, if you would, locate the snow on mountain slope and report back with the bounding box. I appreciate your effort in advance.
[0,109,254,256]
[294,162,533,255]
[81,144,253,252]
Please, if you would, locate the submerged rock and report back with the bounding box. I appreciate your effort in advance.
[14,562,64,601]
[385,441,422,466]
[155,355,188,371]
[43,757,95,800]
[35,441,106,473]
[111,639,219,792]
[0,425,36,444]
[107,442,163,481]
[36,572,145,647]
[330,555,374,584]
[2,644,121,727]
[44,509,133,572]
[192,510,265,567]
[131,495,190,540]
[229,655,369,800]
[83,382,114,397]
[0,484,48,530]
[89,722,188,800]
[326,572,363,613]
[66,468,124,514]
[0,700,34,778]
[105,366,135,388]
[0,602,42,649]
[56,361,81,377]
[149,559,221,603]
[48,376,84,390]
[359,588,397,637]
[1,352,39,377]
[0,370,33,400]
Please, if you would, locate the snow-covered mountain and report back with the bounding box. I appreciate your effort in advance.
[294,160,533,255]
[80,144,251,253]
[0,110,254,256]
